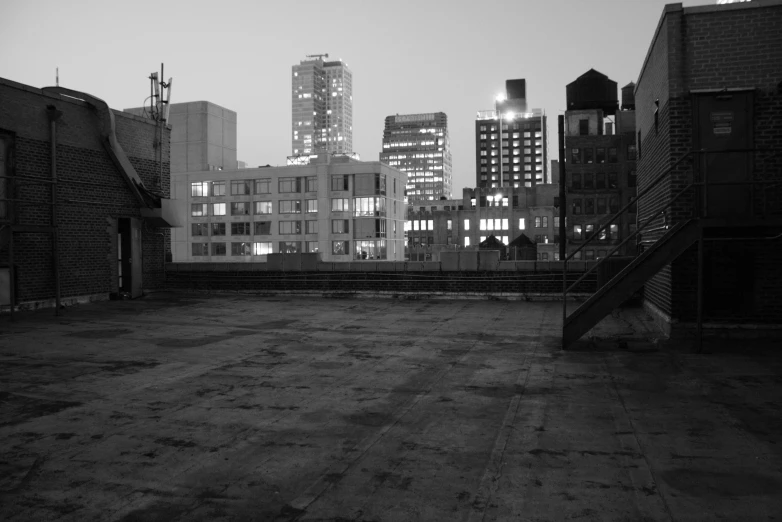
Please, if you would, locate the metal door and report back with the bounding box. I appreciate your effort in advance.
[693,91,754,219]
[130,217,143,298]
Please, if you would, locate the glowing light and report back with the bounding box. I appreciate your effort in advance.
[505,112,515,121]
[495,93,506,103]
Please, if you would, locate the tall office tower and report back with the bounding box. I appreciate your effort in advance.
[475,79,547,189]
[380,113,452,201]
[291,56,353,160]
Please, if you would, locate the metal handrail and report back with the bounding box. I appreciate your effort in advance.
[561,146,782,329]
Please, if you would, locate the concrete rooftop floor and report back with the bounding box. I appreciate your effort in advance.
[0,293,780,522]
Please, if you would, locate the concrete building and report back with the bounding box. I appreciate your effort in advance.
[0,77,178,309]
[171,153,406,262]
[291,56,353,160]
[563,69,637,260]
[380,112,452,202]
[406,185,560,262]
[475,79,547,190]
[124,101,237,173]
[633,0,782,337]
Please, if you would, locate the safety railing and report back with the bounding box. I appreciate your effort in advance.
[562,147,782,328]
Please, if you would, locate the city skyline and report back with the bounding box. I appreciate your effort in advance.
[2,0,715,192]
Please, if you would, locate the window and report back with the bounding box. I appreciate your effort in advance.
[331,175,349,191]
[542,216,548,227]
[212,203,226,216]
[585,199,595,215]
[608,147,618,163]
[573,198,582,215]
[464,237,470,247]
[628,144,637,161]
[305,220,318,234]
[306,176,317,192]
[192,243,208,256]
[447,219,452,230]
[254,201,272,215]
[332,240,349,255]
[535,216,541,228]
[211,223,225,236]
[211,242,226,256]
[610,224,619,240]
[231,180,251,195]
[627,170,636,188]
[637,131,642,159]
[354,197,385,216]
[191,203,207,217]
[571,148,581,164]
[596,198,607,215]
[192,223,208,236]
[279,200,302,214]
[306,241,319,253]
[585,250,595,260]
[279,177,301,193]
[609,197,619,213]
[579,119,589,135]
[332,219,350,233]
[231,202,250,215]
[554,217,560,228]
[253,242,272,255]
[305,199,318,213]
[596,172,606,189]
[585,224,594,238]
[254,221,271,235]
[331,198,349,212]
[191,181,209,197]
[598,227,608,242]
[279,221,301,234]
[231,222,250,235]
[596,148,606,164]
[573,225,582,240]
[255,179,271,194]
[212,181,226,196]
[502,218,509,230]
[231,242,251,256]
[609,172,619,189]
[584,148,594,164]
[279,241,301,254]
[540,252,549,261]
[464,219,470,230]
[584,173,594,189]
[571,173,582,190]
[519,218,525,230]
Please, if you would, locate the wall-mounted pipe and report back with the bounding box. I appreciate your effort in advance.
[46,105,63,315]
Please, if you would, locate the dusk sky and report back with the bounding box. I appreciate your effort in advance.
[2,0,709,194]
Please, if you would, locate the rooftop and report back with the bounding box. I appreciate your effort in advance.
[1,294,780,520]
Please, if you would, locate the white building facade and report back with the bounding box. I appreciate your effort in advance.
[171,154,405,262]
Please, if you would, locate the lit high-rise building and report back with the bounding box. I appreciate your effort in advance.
[475,79,548,189]
[380,113,452,201]
[291,56,353,161]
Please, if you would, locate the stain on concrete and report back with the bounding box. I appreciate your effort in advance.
[660,468,781,497]
[0,392,81,427]
[66,328,133,339]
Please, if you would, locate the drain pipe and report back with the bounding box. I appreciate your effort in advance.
[46,105,63,315]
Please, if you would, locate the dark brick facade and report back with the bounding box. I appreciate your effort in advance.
[635,1,782,330]
[0,77,171,306]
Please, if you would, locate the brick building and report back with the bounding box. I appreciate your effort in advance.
[564,69,637,260]
[406,184,559,261]
[635,0,782,336]
[171,153,406,262]
[0,77,178,310]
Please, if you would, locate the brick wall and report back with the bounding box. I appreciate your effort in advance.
[0,78,170,305]
[635,2,782,325]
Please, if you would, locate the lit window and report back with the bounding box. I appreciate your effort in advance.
[191,182,209,197]
[502,218,508,230]
[279,200,302,214]
[519,218,525,230]
[464,219,470,230]
[191,203,207,217]
[252,242,272,255]
[306,199,318,213]
[480,219,486,231]
[212,203,226,216]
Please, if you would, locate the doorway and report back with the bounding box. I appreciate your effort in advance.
[117,217,142,298]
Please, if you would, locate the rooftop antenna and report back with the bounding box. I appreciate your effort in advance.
[147,63,173,122]
[305,53,329,60]
[56,67,59,87]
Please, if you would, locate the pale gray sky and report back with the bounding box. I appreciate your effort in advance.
[1,0,708,194]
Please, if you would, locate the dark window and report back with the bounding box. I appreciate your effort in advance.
[609,172,619,189]
[627,170,636,188]
[596,148,606,164]
[597,198,606,215]
[305,220,318,234]
[279,200,302,214]
[306,176,317,192]
[211,242,226,256]
[279,221,301,234]
[608,147,618,163]
[191,223,208,236]
[570,148,581,164]
[629,196,637,213]
[479,196,486,207]
[584,148,594,164]
[596,172,606,189]
[255,179,271,194]
[332,219,350,234]
[231,242,251,256]
[573,198,582,215]
[331,175,349,191]
[579,119,589,136]
[230,202,250,215]
[191,243,208,256]
[254,221,271,235]
[572,173,582,190]
[609,197,619,214]
[211,223,225,236]
[231,222,250,235]
[584,173,594,189]
[512,195,519,207]
[585,250,595,260]
[231,180,251,195]
[554,197,560,207]
[585,199,595,214]
[628,144,637,161]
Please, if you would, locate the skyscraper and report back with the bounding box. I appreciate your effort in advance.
[291,55,353,160]
[475,79,548,189]
[380,113,452,201]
